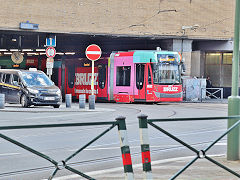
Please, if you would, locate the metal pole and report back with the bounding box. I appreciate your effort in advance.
[116,116,134,180]
[91,60,94,95]
[89,60,96,109]
[227,0,240,160]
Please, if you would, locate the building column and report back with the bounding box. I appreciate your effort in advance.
[172,39,193,76]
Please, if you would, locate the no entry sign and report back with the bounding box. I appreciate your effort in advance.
[46,47,56,58]
[85,44,102,61]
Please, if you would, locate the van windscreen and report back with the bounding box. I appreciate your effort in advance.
[21,71,54,87]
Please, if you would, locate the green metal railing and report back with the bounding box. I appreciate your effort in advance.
[0,119,133,180]
[138,115,240,180]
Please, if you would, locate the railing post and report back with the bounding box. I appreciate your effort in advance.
[116,116,134,180]
[138,114,152,180]
[228,0,240,161]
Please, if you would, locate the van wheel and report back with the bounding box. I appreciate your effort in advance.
[21,94,29,108]
[53,105,60,108]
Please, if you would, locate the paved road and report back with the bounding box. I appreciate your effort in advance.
[0,102,228,179]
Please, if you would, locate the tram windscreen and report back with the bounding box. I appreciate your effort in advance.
[152,54,180,84]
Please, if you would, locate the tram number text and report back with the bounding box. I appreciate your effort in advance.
[163,86,178,92]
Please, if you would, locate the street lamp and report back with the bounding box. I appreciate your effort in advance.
[227,0,240,161]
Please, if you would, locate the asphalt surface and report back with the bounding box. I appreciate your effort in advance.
[0,99,239,180]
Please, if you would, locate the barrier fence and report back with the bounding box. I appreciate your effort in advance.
[0,117,134,180]
[201,87,224,101]
[1,115,240,179]
[138,115,240,180]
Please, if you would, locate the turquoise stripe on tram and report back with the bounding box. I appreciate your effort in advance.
[133,50,179,63]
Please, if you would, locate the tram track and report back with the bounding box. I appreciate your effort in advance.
[0,123,228,178]
[0,138,227,178]
[0,103,228,179]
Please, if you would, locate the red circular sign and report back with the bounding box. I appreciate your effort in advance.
[46,47,56,58]
[85,44,102,61]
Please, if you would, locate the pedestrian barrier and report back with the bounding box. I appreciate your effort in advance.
[0,116,134,180]
[201,87,224,101]
[138,114,240,180]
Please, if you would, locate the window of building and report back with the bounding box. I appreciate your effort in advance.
[206,53,222,65]
[223,53,232,64]
[116,66,131,86]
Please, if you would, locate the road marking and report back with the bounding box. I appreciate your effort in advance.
[24,112,101,120]
[215,142,227,146]
[0,152,20,156]
[42,154,226,180]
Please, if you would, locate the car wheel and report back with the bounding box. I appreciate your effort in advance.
[53,105,60,108]
[21,94,29,108]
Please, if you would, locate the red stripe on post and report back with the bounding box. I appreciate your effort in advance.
[122,153,132,166]
[142,151,151,164]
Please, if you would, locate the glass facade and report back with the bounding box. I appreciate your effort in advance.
[205,53,222,65]
[205,52,233,87]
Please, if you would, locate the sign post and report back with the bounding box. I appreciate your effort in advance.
[85,44,102,95]
[85,44,102,109]
[46,47,56,79]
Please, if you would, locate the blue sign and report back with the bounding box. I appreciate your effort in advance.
[46,37,56,47]
[19,22,39,30]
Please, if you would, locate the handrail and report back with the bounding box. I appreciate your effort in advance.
[0,121,117,130]
[0,118,134,180]
[149,115,240,122]
[138,115,240,180]
[201,87,224,101]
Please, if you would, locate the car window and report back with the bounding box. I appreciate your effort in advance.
[0,73,2,82]
[21,71,54,87]
[4,74,11,84]
[12,74,20,86]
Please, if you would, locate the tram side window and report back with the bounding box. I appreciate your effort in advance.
[151,63,158,84]
[136,64,145,90]
[148,66,152,84]
[116,66,131,86]
[98,65,106,89]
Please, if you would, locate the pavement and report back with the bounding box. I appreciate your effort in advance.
[91,154,240,180]
[0,102,115,113]
[1,99,240,180]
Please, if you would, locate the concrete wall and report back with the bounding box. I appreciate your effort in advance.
[191,51,205,78]
[171,39,192,76]
[195,41,234,51]
[0,0,234,39]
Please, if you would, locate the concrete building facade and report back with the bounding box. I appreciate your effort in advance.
[0,0,236,97]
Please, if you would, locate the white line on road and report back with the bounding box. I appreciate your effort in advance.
[42,154,225,180]
[24,112,101,120]
[0,152,20,156]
